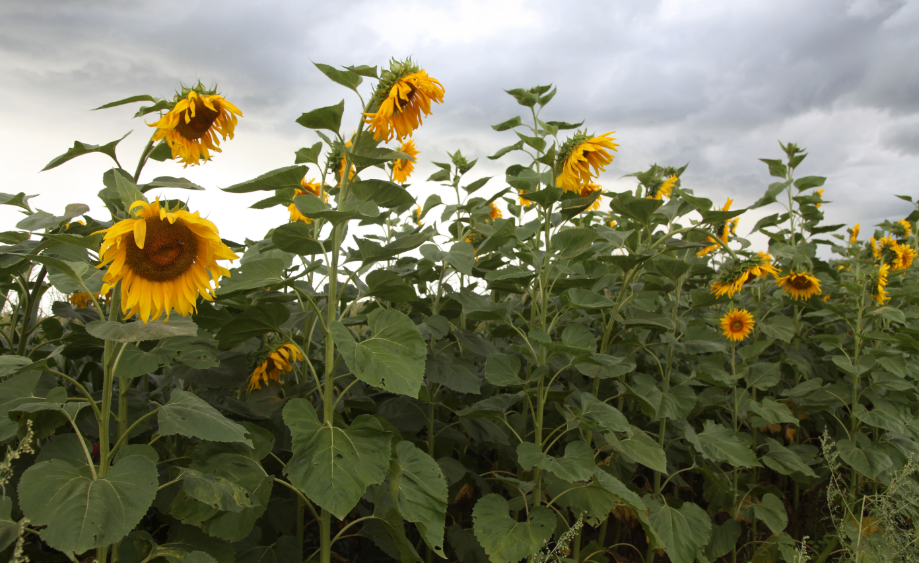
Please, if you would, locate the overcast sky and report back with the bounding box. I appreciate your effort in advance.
[1,0,917,251]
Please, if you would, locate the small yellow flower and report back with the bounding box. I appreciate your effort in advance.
[247,343,304,392]
[363,60,444,142]
[579,183,603,211]
[94,198,238,323]
[868,263,890,305]
[815,188,824,208]
[337,134,355,185]
[69,292,99,309]
[720,308,755,342]
[489,202,502,220]
[393,139,419,184]
[776,271,822,301]
[649,175,677,200]
[555,132,619,192]
[414,205,422,226]
[64,219,86,231]
[518,190,533,208]
[148,86,242,167]
[849,223,860,243]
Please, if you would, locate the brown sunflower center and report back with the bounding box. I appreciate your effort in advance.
[396,85,417,112]
[789,276,813,290]
[731,320,744,331]
[175,98,220,141]
[124,217,199,282]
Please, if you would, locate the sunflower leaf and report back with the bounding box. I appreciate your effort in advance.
[158,390,252,445]
[222,165,308,193]
[294,142,323,165]
[0,192,36,212]
[215,303,290,349]
[92,95,158,110]
[86,319,198,342]
[41,132,130,172]
[351,179,416,208]
[271,222,325,256]
[344,64,378,78]
[313,63,362,93]
[472,495,554,563]
[138,177,205,192]
[296,100,345,134]
[492,116,522,131]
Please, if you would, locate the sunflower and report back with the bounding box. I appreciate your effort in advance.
[872,236,917,270]
[392,139,419,184]
[608,217,617,228]
[489,202,503,220]
[518,189,533,208]
[776,271,822,301]
[815,188,824,208]
[579,183,603,211]
[149,85,242,167]
[649,175,677,200]
[720,308,755,342]
[247,343,304,392]
[868,263,890,305]
[69,291,98,309]
[414,205,422,226]
[289,178,327,225]
[555,131,619,192]
[363,59,444,142]
[893,218,913,238]
[849,223,860,243]
[697,198,735,257]
[95,198,238,323]
[710,252,779,298]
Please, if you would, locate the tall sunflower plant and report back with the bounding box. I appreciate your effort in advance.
[1,57,919,563]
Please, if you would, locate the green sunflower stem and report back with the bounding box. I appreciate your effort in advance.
[133,134,156,183]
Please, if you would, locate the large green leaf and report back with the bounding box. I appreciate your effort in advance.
[517,441,595,483]
[178,469,256,513]
[837,438,893,479]
[283,399,391,519]
[331,308,426,398]
[472,494,554,563]
[18,455,158,553]
[221,166,308,193]
[485,354,524,387]
[0,356,31,378]
[295,100,345,133]
[41,132,130,171]
[606,426,667,474]
[271,222,325,255]
[761,438,817,478]
[391,441,448,557]
[86,319,198,342]
[752,493,788,535]
[215,303,290,349]
[0,496,19,551]
[579,393,629,433]
[645,498,712,563]
[158,390,252,446]
[551,228,597,259]
[683,420,760,468]
[562,288,615,309]
[351,179,416,208]
[365,270,418,302]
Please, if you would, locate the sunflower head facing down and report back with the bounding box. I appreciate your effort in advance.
[392,139,419,184]
[555,131,619,192]
[776,270,822,301]
[289,178,326,224]
[69,291,99,309]
[363,58,445,142]
[95,198,238,323]
[849,223,860,243]
[697,198,736,257]
[649,175,678,200]
[868,263,890,305]
[518,189,534,208]
[579,183,603,212]
[710,252,779,298]
[872,236,917,270]
[720,308,755,342]
[892,218,913,238]
[248,343,304,392]
[149,83,242,167]
[489,202,503,221]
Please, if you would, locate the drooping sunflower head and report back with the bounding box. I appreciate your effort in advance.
[363,58,445,142]
[247,343,304,393]
[710,253,779,298]
[148,82,242,167]
[393,139,419,184]
[95,198,238,323]
[578,183,603,212]
[489,202,503,221]
[848,223,860,243]
[289,178,326,224]
[69,291,98,309]
[518,189,534,208]
[815,188,825,208]
[555,130,619,192]
[720,308,755,342]
[892,218,913,238]
[648,175,678,200]
[892,243,917,270]
[776,270,822,301]
[867,263,890,305]
[697,198,735,257]
[872,236,915,270]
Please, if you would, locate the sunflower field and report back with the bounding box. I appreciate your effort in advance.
[1,58,918,563]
